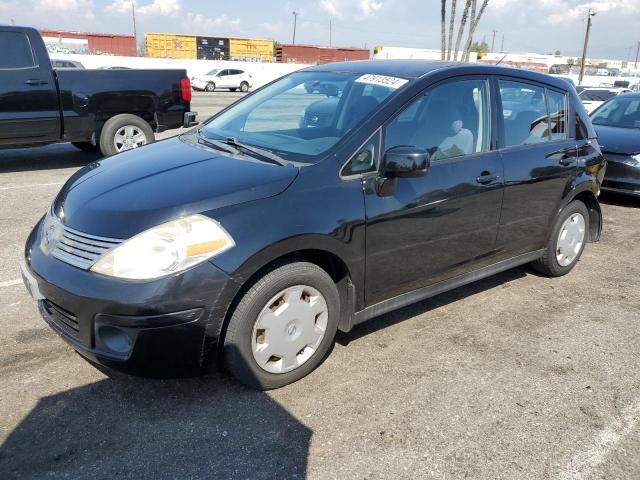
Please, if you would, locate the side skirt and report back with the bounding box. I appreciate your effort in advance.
[351,249,545,328]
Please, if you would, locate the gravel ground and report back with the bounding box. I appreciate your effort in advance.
[0,92,639,480]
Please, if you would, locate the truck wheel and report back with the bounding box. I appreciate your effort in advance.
[205,82,216,92]
[240,82,249,93]
[71,142,99,152]
[99,114,155,157]
[224,262,339,390]
[531,201,589,277]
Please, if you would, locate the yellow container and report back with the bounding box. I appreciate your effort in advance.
[229,38,275,61]
[145,33,197,59]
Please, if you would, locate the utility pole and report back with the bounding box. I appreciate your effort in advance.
[579,8,596,86]
[329,18,332,47]
[131,1,137,50]
[635,41,640,70]
[500,33,505,53]
[292,11,298,45]
[491,29,497,53]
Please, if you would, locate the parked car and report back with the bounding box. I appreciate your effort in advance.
[22,61,605,389]
[191,68,252,92]
[51,59,84,70]
[590,92,640,196]
[0,26,197,156]
[579,87,632,113]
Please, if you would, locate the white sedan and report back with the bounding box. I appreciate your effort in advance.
[191,68,253,93]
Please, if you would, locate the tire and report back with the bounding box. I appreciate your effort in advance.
[71,141,99,152]
[205,82,216,92]
[240,81,249,93]
[99,114,155,157]
[224,262,340,390]
[531,200,590,277]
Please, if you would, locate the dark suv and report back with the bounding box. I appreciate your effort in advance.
[22,61,606,389]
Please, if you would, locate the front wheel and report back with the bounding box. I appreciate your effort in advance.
[240,81,249,93]
[224,262,339,389]
[531,201,589,277]
[99,114,155,157]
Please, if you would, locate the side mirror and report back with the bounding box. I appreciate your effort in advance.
[382,146,430,178]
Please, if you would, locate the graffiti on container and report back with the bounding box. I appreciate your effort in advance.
[43,37,91,55]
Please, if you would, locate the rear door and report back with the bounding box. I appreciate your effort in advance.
[494,77,578,259]
[0,28,60,146]
[216,69,232,88]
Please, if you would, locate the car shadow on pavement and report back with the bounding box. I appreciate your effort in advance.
[0,360,311,479]
[0,144,102,173]
[339,266,528,345]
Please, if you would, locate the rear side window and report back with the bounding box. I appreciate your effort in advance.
[547,90,568,140]
[499,80,550,147]
[0,31,36,69]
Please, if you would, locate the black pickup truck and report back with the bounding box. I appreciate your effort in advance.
[0,26,197,156]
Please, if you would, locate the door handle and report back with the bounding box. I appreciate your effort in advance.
[476,172,499,185]
[24,79,48,86]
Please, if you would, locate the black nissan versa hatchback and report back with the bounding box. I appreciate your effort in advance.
[22,61,606,389]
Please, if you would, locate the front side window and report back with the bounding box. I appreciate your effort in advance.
[0,31,36,69]
[499,80,550,147]
[385,78,490,161]
[202,71,408,161]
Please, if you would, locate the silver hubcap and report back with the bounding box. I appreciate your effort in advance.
[556,213,586,267]
[251,285,328,374]
[114,125,147,152]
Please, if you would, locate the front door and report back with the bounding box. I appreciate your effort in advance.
[494,78,578,258]
[362,77,504,306]
[0,28,59,146]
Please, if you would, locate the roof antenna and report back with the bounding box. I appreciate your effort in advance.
[496,54,507,66]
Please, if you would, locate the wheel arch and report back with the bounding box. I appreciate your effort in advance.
[214,247,357,361]
[564,188,603,242]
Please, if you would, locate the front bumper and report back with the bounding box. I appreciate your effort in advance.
[23,219,239,375]
[602,153,640,197]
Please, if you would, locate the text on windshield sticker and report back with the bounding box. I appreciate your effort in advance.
[355,74,408,90]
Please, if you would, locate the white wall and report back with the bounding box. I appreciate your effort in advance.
[49,53,309,89]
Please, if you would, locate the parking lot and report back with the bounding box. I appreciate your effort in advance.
[1,91,640,480]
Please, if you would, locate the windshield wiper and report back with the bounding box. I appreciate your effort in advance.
[196,135,239,155]
[221,137,288,166]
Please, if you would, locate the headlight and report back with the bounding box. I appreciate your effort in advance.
[91,214,234,280]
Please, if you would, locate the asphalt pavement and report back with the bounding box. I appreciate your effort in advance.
[1,91,640,480]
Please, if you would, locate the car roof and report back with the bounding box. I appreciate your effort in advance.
[303,60,572,90]
[581,87,630,92]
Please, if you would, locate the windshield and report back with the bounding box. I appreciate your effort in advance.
[200,70,409,162]
[591,96,640,129]
[206,69,220,76]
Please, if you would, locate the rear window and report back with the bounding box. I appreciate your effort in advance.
[579,90,616,102]
[0,31,36,69]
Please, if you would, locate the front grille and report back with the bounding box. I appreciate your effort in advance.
[42,299,80,341]
[52,224,123,270]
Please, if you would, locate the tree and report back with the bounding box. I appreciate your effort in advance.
[469,40,489,53]
[566,58,575,66]
[446,0,457,61]
[441,0,446,60]
[462,0,490,62]
[554,50,561,56]
[453,0,472,61]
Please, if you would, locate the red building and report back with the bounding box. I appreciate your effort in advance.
[39,29,137,57]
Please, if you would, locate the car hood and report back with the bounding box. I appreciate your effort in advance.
[53,135,299,239]
[594,125,640,155]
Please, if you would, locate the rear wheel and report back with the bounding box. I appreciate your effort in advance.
[99,114,155,157]
[205,82,216,92]
[240,81,249,93]
[531,201,589,277]
[224,262,339,389]
[71,141,99,152]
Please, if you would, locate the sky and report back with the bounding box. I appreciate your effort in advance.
[1,0,639,60]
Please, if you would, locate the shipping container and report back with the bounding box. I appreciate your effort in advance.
[229,38,275,61]
[39,29,136,56]
[196,36,229,60]
[145,33,197,59]
[276,44,369,65]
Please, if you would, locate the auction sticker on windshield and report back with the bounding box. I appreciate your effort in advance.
[355,74,409,90]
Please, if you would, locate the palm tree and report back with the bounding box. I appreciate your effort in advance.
[441,0,447,60]
[453,0,472,61]
[463,0,490,61]
[446,0,457,60]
